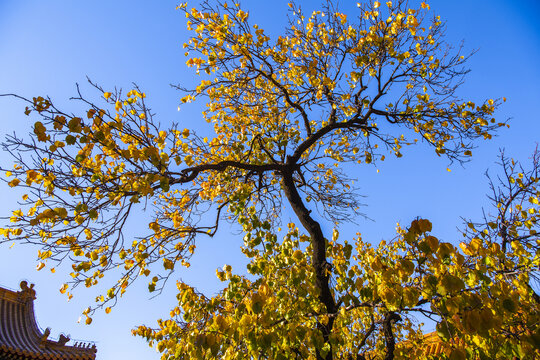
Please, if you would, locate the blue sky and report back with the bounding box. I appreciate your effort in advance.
[0,1,539,359]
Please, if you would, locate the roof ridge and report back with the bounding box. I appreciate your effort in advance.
[0,281,97,360]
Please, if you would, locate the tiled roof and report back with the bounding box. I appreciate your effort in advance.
[420,331,445,355]
[364,331,446,359]
[0,281,96,360]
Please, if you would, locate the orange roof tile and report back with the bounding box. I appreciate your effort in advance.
[0,281,96,360]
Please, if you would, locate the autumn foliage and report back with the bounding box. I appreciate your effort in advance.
[1,0,538,359]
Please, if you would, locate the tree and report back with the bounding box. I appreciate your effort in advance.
[1,0,538,359]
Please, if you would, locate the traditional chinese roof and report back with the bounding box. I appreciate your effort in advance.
[0,281,97,360]
[421,331,444,355]
[364,331,445,359]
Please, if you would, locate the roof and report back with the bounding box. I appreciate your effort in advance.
[421,331,445,355]
[0,281,97,360]
[364,331,445,359]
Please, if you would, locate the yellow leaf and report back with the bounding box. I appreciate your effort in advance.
[33,122,48,142]
[459,242,472,255]
[54,207,68,219]
[163,258,175,270]
[59,283,68,294]
[417,219,432,233]
[332,228,339,241]
[8,179,20,187]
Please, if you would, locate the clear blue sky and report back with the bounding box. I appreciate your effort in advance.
[0,1,539,359]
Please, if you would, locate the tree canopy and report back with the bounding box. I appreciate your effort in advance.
[1,0,538,359]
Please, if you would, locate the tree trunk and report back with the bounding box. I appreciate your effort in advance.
[281,168,337,360]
